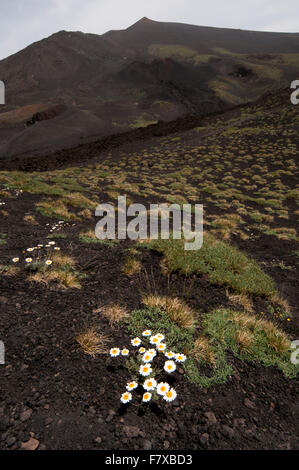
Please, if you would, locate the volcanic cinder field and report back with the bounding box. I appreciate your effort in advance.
[0,17,298,451]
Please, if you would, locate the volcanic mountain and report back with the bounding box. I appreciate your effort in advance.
[0,17,299,160]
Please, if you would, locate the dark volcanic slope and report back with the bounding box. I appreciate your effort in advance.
[0,18,299,160]
[104,17,299,54]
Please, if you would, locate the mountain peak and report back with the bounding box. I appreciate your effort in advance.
[129,17,155,28]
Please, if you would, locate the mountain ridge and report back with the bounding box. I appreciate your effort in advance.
[0,18,298,160]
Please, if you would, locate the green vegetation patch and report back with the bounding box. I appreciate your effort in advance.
[79,234,119,247]
[203,308,298,378]
[148,44,215,65]
[146,233,276,296]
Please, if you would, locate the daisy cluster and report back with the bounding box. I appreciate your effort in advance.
[46,220,75,233]
[109,330,187,405]
[11,241,60,267]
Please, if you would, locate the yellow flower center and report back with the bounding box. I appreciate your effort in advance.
[161,386,166,392]
[166,391,172,398]
[168,365,172,370]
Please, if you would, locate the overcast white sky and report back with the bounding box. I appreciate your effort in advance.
[0,0,298,60]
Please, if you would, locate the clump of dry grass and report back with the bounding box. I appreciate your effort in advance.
[230,311,259,330]
[28,255,81,289]
[75,327,110,356]
[78,208,93,219]
[256,318,290,354]
[226,290,254,313]
[270,293,291,314]
[229,311,290,354]
[100,303,129,327]
[0,190,11,198]
[80,229,97,240]
[142,294,196,328]
[122,257,142,276]
[0,265,20,277]
[51,252,76,268]
[23,214,39,225]
[234,329,254,352]
[210,213,243,240]
[191,336,216,364]
[64,193,97,209]
[28,269,81,289]
[45,269,82,289]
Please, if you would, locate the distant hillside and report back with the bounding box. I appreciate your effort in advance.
[0,17,298,160]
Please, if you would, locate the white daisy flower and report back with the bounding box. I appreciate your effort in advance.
[54,247,60,251]
[48,241,56,245]
[45,260,53,266]
[120,392,132,404]
[157,343,166,352]
[131,337,141,347]
[143,378,157,391]
[164,360,176,373]
[142,352,153,363]
[139,364,152,377]
[149,335,160,345]
[165,351,176,359]
[126,381,138,391]
[26,248,34,252]
[25,258,32,263]
[121,348,129,356]
[110,347,120,357]
[156,333,165,341]
[37,244,43,247]
[12,257,19,263]
[147,348,157,358]
[163,387,177,402]
[142,330,151,337]
[142,392,152,403]
[157,382,170,396]
[175,353,187,363]
[45,245,51,248]
[139,347,146,354]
